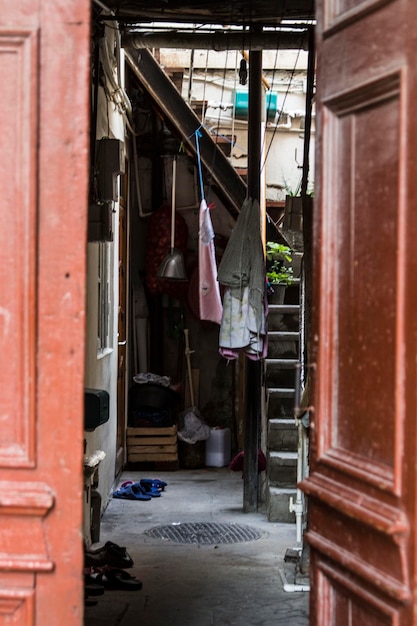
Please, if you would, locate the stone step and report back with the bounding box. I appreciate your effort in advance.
[268,450,297,486]
[268,304,300,315]
[268,418,298,451]
[265,370,297,390]
[267,344,299,360]
[267,312,299,333]
[268,331,300,341]
[265,358,299,368]
[267,387,296,399]
[266,485,297,523]
[265,366,297,388]
[266,393,295,418]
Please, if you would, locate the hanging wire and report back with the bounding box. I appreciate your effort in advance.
[230,49,239,161]
[205,23,235,205]
[187,48,195,105]
[195,131,205,201]
[265,40,280,128]
[261,42,303,174]
[200,48,210,124]
[257,32,281,182]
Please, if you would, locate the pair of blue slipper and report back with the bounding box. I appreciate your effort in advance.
[113,479,167,501]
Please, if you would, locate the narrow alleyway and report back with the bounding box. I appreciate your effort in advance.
[84,467,309,625]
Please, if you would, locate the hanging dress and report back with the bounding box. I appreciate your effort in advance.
[198,198,223,325]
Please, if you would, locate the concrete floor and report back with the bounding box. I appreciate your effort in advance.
[84,467,309,626]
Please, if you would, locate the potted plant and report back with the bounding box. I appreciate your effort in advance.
[266,241,293,303]
[282,176,314,232]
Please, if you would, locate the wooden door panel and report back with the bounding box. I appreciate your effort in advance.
[319,74,401,490]
[317,562,397,626]
[1,1,90,624]
[0,27,37,468]
[302,0,417,622]
[0,586,35,626]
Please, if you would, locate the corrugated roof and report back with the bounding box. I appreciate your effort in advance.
[102,0,315,27]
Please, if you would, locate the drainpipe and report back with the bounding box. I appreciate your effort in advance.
[289,418,307,545]
[279,569,310,593]
[243,42,263,513]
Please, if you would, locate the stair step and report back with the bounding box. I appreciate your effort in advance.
[268,451,297,486]
[266,486,297,523]
[268,417,297,429]
[265,358,299,368]
[268,418,298,451]
[267,387,296,398]
[268,331,299,341]
[269,450,298,463]
[268,304,300,314]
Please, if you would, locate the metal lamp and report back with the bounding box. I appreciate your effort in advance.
[157,157,187,280]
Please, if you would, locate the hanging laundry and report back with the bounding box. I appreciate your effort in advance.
[195,128,223,325]
[217,197,267,360]
[199,198,223,324]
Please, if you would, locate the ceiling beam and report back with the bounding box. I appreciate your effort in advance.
[123,30,309,51]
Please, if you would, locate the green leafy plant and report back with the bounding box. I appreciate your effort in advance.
[283,174,314,197]
[266,241,293,285]
[283,175,302,197]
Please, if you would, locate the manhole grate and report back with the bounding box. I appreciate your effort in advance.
[145,522,262,544]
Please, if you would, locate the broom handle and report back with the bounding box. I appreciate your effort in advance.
[184,328,195,407]
[170,157,177,250]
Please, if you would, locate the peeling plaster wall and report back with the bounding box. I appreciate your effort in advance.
[84,26,126,530]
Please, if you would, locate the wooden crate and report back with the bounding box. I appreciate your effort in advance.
[127,426,178,463]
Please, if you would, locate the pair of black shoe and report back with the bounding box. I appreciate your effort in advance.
[84,541,142,604]
[85,540,134,568]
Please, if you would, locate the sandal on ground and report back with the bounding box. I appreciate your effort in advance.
[113,483,151,501]
[135,481,161,497]
[120,480,135,489]
[140,478,167,492]
[119,481,160,497]
[84,574,105,596]
[90,567,143,591]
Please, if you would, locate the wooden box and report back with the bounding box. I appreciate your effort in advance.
[127,425,178,463]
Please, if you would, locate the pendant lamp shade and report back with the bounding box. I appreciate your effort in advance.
[157,246,186,280]
[157,157,187,281]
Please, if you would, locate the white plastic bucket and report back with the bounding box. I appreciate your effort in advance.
[205,427,231,467]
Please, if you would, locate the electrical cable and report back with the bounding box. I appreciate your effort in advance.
[205,7,237,206]
[261,44,303,173]
[200,48,210,124]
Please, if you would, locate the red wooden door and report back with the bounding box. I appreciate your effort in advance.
[0,1,90,623]
[301,0,417,623]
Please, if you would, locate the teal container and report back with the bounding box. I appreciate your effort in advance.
[234,90,278,120]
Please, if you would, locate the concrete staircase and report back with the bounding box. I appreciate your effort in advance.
[264,288,300,522]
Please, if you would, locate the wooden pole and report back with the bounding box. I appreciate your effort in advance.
[243,43,263,513]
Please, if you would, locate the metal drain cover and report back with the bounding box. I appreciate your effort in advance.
[145,522,262,545]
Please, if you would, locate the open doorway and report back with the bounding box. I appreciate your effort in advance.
[83,8,305,620]
[83,4,314,622]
